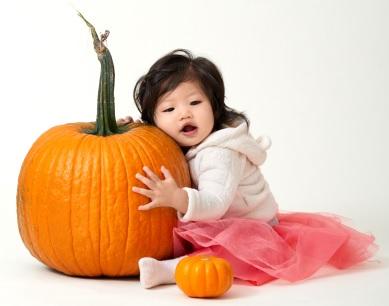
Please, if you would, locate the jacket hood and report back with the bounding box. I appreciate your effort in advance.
[185,122,271,166]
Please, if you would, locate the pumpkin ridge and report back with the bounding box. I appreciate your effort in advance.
[101,136,127,276]
[60,133,95,274]
[37,130,77,274]
[100,138,121,275]
[111,136,131,276]
[187,257,196,295]
[215,258,225,296]
[129,133,154,259]
[116,136,138,274]
[198,259,207,295]
[66,132,91,275]
[86,136,103,275]
[17,128,56,263]
[123,135,145,273]
[130,131,162,257]
[217,257,233,294]
[98,138,103,273]
[93,137,102,275]
[40,127,88,274]
[16,188,32,256]
[206,259,218,295]
[17,124,71,245]
[76,135,96,275]
[53,130,85,275]
[26,132,69,270]
[100,139,111,274]
[40,133,75,273]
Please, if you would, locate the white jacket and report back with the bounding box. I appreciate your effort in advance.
[178,121,279,222]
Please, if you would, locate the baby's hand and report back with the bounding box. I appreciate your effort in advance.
[132,166,188,213]
[117,116,142,126]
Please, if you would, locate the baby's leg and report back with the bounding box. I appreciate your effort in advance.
[138,256,186,289]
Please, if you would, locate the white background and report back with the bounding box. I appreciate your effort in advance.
[1,0,388,305]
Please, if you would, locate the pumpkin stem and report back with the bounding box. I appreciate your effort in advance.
[78,12,121,136]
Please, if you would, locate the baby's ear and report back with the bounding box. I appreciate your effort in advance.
[256,135,272,151]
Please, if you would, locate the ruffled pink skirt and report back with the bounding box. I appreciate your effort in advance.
[173,212,377,285]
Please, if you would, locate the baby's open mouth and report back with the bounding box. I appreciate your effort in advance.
[181,124,198,135]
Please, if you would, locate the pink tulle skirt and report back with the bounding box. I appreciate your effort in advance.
[173,212,377,285]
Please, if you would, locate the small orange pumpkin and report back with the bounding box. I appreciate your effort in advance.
[175,255,233,298]
[16,14,191,277]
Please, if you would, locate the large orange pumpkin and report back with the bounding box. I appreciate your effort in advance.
[16,14,191,277]
[175,255,233,298]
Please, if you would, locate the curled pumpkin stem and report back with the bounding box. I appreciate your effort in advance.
[77,12,106,54]
[99,30,110,53]
[78,12,120,136]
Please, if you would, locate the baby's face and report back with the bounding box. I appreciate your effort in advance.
[154,80,214,148]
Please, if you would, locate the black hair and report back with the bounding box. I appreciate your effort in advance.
[133,49,249,131]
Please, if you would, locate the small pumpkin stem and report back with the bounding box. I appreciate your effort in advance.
[78,12,119,136]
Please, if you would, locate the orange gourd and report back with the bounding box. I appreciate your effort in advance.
[16,13,191,277]
[175,255,233,298]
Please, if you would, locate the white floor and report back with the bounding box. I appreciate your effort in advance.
[1,198,388,306]
[1,251,387,306]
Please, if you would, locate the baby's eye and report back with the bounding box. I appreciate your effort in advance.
[163,107,175,112]
[190,100,202,105]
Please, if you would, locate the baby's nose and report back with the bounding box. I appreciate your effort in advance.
[180,109,192,120]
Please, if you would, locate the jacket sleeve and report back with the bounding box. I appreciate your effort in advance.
[177,148,245,222]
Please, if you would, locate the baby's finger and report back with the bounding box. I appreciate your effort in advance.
[132,186,154,198]
[117,116,133,125]
[143,166,161,182]
[135,173,156,189]
[161,166,173,179]
[124,116,134,123]
[138,201,159,211]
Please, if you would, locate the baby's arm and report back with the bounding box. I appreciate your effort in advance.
[132,148,244,220]
[178,148,245,222]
